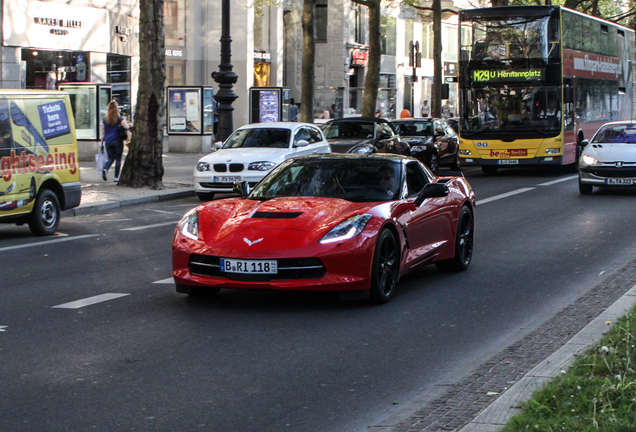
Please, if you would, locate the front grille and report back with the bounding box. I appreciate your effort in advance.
[230,163,244,172]
[581,166,636,178]
[189,254,326,281]
[213,164,227,172]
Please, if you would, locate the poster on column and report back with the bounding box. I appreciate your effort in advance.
[167,87,202,134]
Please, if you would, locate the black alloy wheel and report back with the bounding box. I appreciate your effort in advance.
[369,229,400,303]
[436,205,474,272]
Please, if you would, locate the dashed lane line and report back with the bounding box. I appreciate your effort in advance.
[0,234,100,253]
[120,221,180,231]
[52,293,130,309]
[153,278,174,284]
[476,187,535,205]
[537,174,579,186]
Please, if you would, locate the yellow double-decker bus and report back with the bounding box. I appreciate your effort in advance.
[458,6,635,174]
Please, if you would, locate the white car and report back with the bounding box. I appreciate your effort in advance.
[579,121,636,194]
[194,122,331,200]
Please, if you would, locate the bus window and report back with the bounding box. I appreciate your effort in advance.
[0,98,12,158]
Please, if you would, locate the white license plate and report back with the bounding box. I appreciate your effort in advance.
[498,159,519,165]
[220,258,277,274]
[214,176,241,183]
[607,178,634,185]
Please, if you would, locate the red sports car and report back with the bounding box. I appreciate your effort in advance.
[172,154,475,303]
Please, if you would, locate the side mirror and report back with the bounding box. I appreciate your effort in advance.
[415,182,449,206]
[213,141,223,150]
[295,139,309,147]
[378,133,392,140]
[580,139,589,147]
[233,180,250,198]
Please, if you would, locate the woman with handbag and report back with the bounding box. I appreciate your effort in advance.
[101,100,130,182]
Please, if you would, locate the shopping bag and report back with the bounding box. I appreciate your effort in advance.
[95,150,107,175]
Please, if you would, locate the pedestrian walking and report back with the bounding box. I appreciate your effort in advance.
[289,98,299,121]
[100,100,130,182]
[421,100,430,117]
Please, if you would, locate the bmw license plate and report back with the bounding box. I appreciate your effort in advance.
[220,258,277,274]
[498,159,519,165]
[607,178,634,185]
[214,176,241,183]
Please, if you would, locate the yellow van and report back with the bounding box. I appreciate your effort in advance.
[0,90,81,236]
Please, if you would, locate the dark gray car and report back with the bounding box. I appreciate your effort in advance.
[322,117,410,155]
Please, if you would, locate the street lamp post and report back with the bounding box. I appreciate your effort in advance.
[212,0,238,142]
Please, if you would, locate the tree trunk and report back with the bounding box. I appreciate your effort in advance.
[119,0,166,189]
[361,0,381,118]
[300,0,315,123]
[432,0,442,118]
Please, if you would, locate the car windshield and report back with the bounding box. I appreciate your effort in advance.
[592,125,636,144]
[392,121,433,137]
[249,158,402,202]
[222,128,291,149]
[322,122,375,140]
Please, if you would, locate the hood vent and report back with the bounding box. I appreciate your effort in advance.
[252,211,302,219]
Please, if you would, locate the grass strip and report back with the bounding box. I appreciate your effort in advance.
[502,305,636,431]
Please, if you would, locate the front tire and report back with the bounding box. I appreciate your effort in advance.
[369,229,400,304]
[579,178,593,194]
[28,189,60,236]
[450,153,461,171]
[436,206,474,272]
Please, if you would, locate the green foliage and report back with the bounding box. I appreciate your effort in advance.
[500,311,636,432]
[508,0,633,27]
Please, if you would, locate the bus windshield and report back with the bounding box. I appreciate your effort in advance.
[463,15,555,61]
[460,85,563,139]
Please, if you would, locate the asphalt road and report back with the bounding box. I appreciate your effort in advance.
[1,166,636,432]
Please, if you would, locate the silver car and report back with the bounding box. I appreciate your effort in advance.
[578,121,636,194]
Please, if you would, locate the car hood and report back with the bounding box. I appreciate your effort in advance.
[198,147,293,164]
[585,144,636,162]
[198,197,374,251]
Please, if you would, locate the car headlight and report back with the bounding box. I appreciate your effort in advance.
[178,209,199,240]
[248,161,277,171]
[197,162,211,172]
[545,148,560,155]
[581,154,599,166]
[460,150,472,156]
[4,181,16,194]
[319,214,372,244]
[411,145,425,153]
[350,146,373,154]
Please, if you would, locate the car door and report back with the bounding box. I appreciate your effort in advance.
[292,126,330,156]
[433,120,452,160]
[377,122,398,153]
[398,161,455,266]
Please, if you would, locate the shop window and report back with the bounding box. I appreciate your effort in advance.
[107,54,131,120]
[254,62,271,87]
[404,18,413,56]
[167,62,185,86]
[165,0,185,47]
[349,3,367,45]
[254,0,270,52]
[21,49,90,90]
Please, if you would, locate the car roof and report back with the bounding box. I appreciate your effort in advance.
[292,153,411,164]
[237,122,320,130]
[325,117,390,124]
[391,118,438,123]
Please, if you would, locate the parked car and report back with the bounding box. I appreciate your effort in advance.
[173,153,476,304]
[446,117,459,133]
[391,118,461,172]
[578,121,636,194]
[321,117,410,155]
[193,122,331,201]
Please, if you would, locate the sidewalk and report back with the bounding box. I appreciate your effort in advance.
[63,152,203,216]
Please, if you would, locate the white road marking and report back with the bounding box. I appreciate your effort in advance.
[153,278,175,284]
[52,293,130,309]
[121,221,179,231]
[54,232,69,237]
[0,326,7,332]
[147,209,182,215]
[476,187,535,205]
[537,175,578,186]
[0,234,100,253]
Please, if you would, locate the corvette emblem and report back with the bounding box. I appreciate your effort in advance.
[244,237,263,246]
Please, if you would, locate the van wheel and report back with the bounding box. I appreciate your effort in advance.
[28,190,60,236]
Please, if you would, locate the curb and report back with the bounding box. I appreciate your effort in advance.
[62,190,196,217]
[458,284,636,432]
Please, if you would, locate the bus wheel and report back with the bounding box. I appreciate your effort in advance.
[28,190,60,236]
[482,166,498,175]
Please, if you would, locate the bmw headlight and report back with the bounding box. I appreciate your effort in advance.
[581,155,599,166]
[248,161,277,171]
[178,209,199,240]
[197,162,211,172]
[350,146,373,155]
[319,214,372,244]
